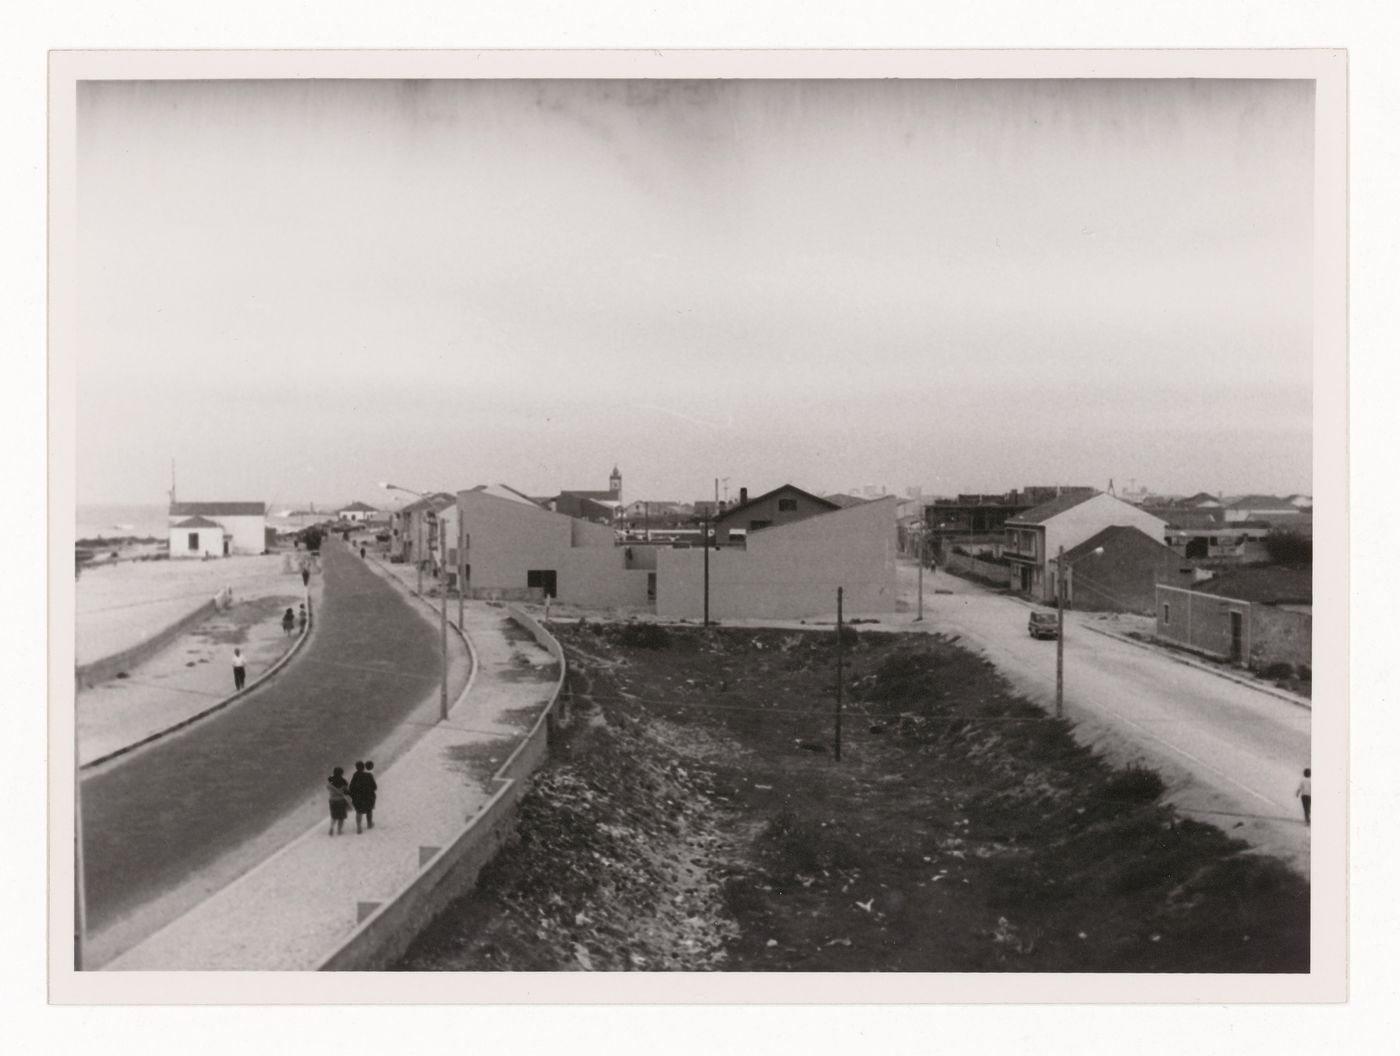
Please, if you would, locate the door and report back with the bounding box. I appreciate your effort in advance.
[527,569,558,598]
[1229,610,1244,663]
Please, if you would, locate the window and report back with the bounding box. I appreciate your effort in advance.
[749,519,772,531]
[778,498,797,512]
[188,532,199,551]
[1163,603,1171,626]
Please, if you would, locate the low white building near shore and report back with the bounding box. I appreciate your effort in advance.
[169,515,226,559]
[168,501,268,556]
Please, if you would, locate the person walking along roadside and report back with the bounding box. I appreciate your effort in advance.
[349,760,377,833]
[1296,768,1311,827]
[327,767,351,836]
[232,647,246,692]
[282,607,295,636]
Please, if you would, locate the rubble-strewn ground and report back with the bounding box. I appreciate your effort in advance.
[396,624,1309,972]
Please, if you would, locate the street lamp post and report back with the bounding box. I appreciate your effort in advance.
[380,481,450,721]
[1054,543,1103,718]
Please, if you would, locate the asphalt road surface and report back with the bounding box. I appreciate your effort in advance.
[898,561,1312,875]
[80,541,446,933]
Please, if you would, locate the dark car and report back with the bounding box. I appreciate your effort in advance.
[1028,611,1059,640]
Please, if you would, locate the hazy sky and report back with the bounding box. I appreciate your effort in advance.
[76,78,1314,508]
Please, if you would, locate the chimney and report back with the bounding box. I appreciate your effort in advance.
[739,487,748,505]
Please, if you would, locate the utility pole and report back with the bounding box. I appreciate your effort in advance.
[416,509,424,596]
[74,736,86,970]
[457,504,465,629]
[915,528,925,622]
[1055,545,1065,718]
[702,515,711,628]
[439,515,449,722]
[835,586,844,762]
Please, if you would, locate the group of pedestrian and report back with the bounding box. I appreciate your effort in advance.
[327,761,379,836]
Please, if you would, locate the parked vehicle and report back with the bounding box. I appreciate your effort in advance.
[1028,611,1059,640]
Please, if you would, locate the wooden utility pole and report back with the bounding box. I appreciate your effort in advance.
[702,515,711,627]
[835,586,844,762]
[439,515,449,722]
[915,529,925,622]
[457,505,465,629]
[1055,544,1065,719]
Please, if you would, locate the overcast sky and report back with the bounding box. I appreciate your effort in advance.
[76,78,1314,508]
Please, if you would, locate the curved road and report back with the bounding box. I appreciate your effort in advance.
[899,561,1311,875]
[81,541,447,933]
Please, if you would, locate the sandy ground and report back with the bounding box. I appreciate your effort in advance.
[76,552,309,665]
[76,574,323,767]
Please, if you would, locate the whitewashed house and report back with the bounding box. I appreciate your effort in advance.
[169,515,226,559]
[168,501,268,556]
[337,501,379,523]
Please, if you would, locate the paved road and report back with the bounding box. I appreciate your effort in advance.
[80,541,447,935]
[898,561,1312,875]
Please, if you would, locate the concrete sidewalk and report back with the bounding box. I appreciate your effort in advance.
[104,574,560,969]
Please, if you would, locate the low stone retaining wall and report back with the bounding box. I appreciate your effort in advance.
[944,552,1011,584]
[316,604,565,971]
[76,588,231,689]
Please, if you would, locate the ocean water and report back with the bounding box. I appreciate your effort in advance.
[75,504,170,541]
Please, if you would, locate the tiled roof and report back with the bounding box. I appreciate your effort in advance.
[1196,567,1312,605]
[1005,491,1101,525]
[171,515,223,529]
[1147,508,1225,530]
[337,501,378,512]
[715,484,840,523]
[169,501,266,517]
[1226,495,1295,509]
[1061,525,1173,562]
[558,489,617,501]
[822,493,868,508]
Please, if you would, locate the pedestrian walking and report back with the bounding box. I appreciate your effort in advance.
[232,647,246,691]
[1296,767,1311,827]
[327,767,351,836]
[349,760,378,833]
[281,607,295,636]
[301,566,311,588]
[360,545,367,559]
[297,603,307,632]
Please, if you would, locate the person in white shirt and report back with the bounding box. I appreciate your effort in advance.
[1295,768,1311,827]
[232,647,246,691]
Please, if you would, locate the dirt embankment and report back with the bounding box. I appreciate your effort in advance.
[396,624,1308,972]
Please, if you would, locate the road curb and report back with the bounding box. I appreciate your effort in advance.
[1079,623,1312,711]
[362,551,478,711]
[80,587,318,771]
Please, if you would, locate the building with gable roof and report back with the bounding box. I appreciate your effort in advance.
[167,501,267,556]
[712,484,841,545]
[1004,491,1167,602]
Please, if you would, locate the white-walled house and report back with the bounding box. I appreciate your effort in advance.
[167,501,268,556]
[656,496,897,620]
[455,488,896,617]
[336,501,378,523]
[169,515,227,559]
[1004,492,1167,602]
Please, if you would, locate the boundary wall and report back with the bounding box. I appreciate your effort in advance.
[315,604,566,971]
[80,590,313,770]
[76,587,231,689]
